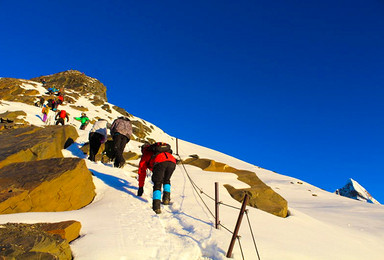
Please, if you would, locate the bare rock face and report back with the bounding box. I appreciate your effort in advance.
[0,125,78,169]
[183,157,288,218]
[0,110,29,130]
[0,221,81,259]
[224,182,288,218]
[0,78,40,105]
[38,220,82,243]
[31,70,108,104]
[0,158,96,214]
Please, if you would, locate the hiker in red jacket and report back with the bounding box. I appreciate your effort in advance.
[55,110,69,125]
[137,142,176,214]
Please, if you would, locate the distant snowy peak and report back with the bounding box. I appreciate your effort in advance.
[336,178,381,205]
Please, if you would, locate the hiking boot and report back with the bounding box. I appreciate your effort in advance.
[162,191,171,205]
[153,200,161,214]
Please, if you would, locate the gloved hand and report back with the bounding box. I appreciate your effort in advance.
[137,187,144,196]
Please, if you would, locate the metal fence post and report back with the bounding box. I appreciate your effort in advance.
[226,194,249,258]
[215,182,220,229]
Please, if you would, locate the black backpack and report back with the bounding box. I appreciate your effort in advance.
[148,142,172,155]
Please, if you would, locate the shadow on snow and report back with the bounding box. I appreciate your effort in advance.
[90,169,148,203]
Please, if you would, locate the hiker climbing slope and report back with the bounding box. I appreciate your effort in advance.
[74,113,90,130]
[88,119,110,162]
[110,117,132,168]
[55,110,69,125]
[137,142,176,214]
[41,103,50,123]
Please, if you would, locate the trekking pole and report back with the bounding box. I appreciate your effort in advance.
[175,138,179,156]
[226,194,249,258]
[215,182,220,229]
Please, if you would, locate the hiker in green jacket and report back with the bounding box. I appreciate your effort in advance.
[74,113,90,130]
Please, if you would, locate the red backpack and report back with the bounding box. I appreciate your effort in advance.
[59,110,67,118]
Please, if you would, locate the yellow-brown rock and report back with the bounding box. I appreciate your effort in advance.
[224,182,288,218]
[39,220,82,243]
[0,125,78,169]
[183,157,288,218]
[0,222,73,259]
[31,70,108,103]
[0,110,29,130]
[0,78,41,105]
[0,158,96,214]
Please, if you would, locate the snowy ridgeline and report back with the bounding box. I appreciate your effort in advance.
[336,178,381,205]
[0,79,384,260]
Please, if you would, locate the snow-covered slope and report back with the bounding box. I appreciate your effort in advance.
[336,178,381,205]
[1,79,384,260]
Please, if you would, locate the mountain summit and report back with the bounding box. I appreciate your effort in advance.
[336,178,381,205]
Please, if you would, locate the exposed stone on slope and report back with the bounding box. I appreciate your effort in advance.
[38,220,82,243]
[30,70,108,103]
[0,125,78,169]
[0,222,74,259]
[0,110,29,130]
[0,110,27,123]
[183,157,288,218]
[0,78,41,105]
[112,105,133,118]
[101,104,112,113]
[0,158,96,214]
[131,119,155,142]
[69,105,89,112]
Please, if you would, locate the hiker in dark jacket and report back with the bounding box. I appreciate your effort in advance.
[55,110,69,125]
[137,143,176,214]
[110,117,132,168]
[88,119,110,162]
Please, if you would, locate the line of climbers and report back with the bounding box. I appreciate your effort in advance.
[37,82,176,214]
[88,118,176,214]
[37,85,89,127]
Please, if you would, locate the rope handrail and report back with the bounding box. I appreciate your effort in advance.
[237,236,245,260]
[176,153,261,259]
[245,210,261,260]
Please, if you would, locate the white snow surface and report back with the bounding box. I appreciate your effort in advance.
[1,81,384,260]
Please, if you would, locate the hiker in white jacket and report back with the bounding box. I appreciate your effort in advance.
[88,119,110,162]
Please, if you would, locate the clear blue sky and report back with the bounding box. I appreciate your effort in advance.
[1,0,383,202]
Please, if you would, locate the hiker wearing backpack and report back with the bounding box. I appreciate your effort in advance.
[41,103,50,123]
[88,119,110,162]
[55,110,69,125]
[57,94,64,105]
[74,113,90,130]
[110,117,132,168]
[137,142,176,214]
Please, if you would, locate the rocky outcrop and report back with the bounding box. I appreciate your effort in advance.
[0,125,78,169]
[131,119,156,143]
[0,158,96,214]
[0,78,41,106]
[183,157,288,218]
[335,178,381,205]
[0,110,29,130]
[31,70,108,104]
[112,105,133,118]
[38,220,82,243]
[0,221,81,259]
[224,181,288,218]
